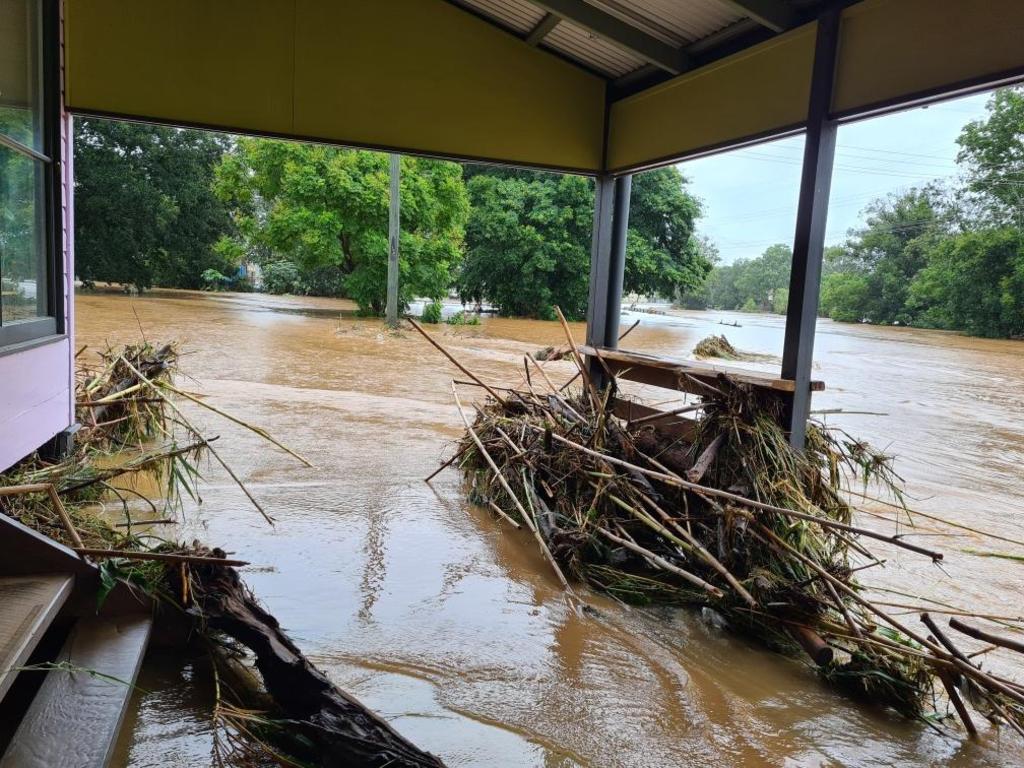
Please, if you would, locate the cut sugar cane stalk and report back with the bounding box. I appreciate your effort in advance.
[949,617,1024,655]
[408,317,506,405]
[452,384,567,589]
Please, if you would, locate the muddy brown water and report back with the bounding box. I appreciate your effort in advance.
[72,290,1024,767]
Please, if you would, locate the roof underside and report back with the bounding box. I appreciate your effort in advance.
[64,0,1024,175]
[450,0,823,86]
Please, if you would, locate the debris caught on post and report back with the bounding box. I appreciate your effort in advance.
[412,313,1024,739]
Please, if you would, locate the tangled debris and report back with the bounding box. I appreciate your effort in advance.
[693,334,741,359]
[0,341,445,767]
[415,311,1024,740]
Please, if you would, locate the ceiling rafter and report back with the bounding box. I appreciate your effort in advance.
[719,0,798,33]
[525,12,561,45]
[526,0,689,75]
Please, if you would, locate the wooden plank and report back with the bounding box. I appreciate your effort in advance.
[582,345,825,396]
[1,615,152,768]
[0,575,74,702]
[610,399,698,441]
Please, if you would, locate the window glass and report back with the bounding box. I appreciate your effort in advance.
[0,141,47,324]
[0,0,44,152]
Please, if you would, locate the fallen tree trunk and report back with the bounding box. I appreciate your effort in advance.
[177,551,446,768]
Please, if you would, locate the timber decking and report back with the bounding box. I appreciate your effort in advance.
[0,575,74,702]
[581,345,825,395]
[0,614,152,768]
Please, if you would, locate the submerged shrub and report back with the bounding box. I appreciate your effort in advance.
[445,310,480,326]
[261,261,300,294]
[201,269,230,291]
[421,300,443,324]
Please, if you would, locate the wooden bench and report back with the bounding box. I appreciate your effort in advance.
[581,345,825,397]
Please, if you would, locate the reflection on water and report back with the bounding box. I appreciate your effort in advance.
[76,290,1024,768]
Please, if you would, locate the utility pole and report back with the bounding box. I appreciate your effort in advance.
[386,153,400,328]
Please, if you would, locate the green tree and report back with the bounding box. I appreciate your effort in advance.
[458,172,592,319]
[688,244,793,313]
[458,166,708,318]
[74,119,233,290]
[956,87,1024,227]
[733,243,792,312]
[624,168,710,298]
[839,186,946,324]
[820,272,871,322]
[214,139,468,313]
[908,228,1024,337]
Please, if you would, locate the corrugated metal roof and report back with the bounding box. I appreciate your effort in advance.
[587,0,742,46]
[448,0,796,81]
[454,0,547,36]
[544,18,647,77]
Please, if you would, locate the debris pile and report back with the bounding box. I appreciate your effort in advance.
[1,341,446,768]
[693,333,741,359]
[416,310,1024,739]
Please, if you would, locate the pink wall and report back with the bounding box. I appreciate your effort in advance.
[0,3,75,473]
[0,338,73,471]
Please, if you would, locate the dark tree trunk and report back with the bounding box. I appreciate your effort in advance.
[178,556,447,768]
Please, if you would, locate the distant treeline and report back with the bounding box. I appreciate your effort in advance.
[73,124,710,321]
[680,87,1024,339]
[73,87,1023,337]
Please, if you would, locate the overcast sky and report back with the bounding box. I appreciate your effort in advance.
[677,91,992,264]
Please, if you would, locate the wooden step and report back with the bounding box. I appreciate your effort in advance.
[0,614,152,768]
[0,574,74,702]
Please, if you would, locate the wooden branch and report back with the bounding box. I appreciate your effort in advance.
[178,559,447,767]
[75,548,249,567]
[937,668,978,737]
[596,526,723,598]
[788,624,834,666]
[686,433,725,483]
[408,318,506,405]
[553,306,600,411]
[452,384,568,589]
[425,444,469,482]
[949,617,1024,656]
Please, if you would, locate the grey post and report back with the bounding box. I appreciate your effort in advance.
[385,153,401,328]
[604,175,632,348]
[585,174,616,350]
[585,174,632,381]
[781,9,840,449]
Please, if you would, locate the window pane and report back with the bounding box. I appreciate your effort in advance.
[0,143,47,324]
[0,0,43,152]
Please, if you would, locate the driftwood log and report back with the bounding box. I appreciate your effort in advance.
[174,550,446,768]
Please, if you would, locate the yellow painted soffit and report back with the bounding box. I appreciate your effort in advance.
[606,23,816,173]
[834,0,1024,116]
[64,0,606,173]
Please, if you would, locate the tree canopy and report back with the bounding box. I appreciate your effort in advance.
[214,139,468,313]
[682,243,793,314]
[957,87,1024,226]
[457,171,593,319]
[685,86,1024,339]
[815,88,1024,337]
[458,166,709,319]
[74,119,233,290]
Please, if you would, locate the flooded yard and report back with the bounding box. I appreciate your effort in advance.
[72,290,1024,768]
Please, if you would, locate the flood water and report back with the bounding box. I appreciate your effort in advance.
[72,290,1024,768]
